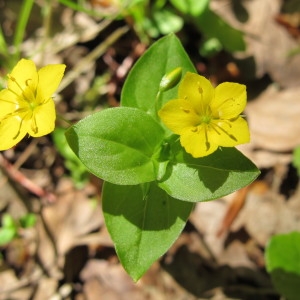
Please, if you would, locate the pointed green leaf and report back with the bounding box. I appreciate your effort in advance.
[102,181,194,281]
[158,147,260,202]
[121,34,196,116]
[65,107,165,185]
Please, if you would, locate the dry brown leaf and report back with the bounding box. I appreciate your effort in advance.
[237,84,300,168]
[246,85,300,152]
[212,0,300,88]
[42,178,103,256]
[232,189,300,246]
[190,200,230,257]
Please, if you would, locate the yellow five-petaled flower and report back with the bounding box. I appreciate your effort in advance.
[0,59,66,151]
[158,72,250,158]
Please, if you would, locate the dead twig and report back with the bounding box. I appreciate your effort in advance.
[0,153,56,203]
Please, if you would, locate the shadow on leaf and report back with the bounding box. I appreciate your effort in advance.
[102,181,193,231]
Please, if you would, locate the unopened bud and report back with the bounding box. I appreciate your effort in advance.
[159,67,182,92]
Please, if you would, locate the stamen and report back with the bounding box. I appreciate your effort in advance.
[1,107,26,122]
[197,82,207,115]
[212,121,237,142]
[216,119,232,128]
[8,75,25,93]
[197,83,203,94]
[7,74,34,103]
[0,97,19,105]
[13,117,24,140]
[209,123,221,135]
[204,125,210,151]
[31,114,38,134]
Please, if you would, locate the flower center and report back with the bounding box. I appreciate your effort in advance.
[6,75,39,135]
[201,115,211,124]
[8,75,37,108]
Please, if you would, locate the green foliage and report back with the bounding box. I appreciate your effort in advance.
[0,0,35,68]
[158,145,259,202]
[66,107,165,185]
[199,37,223,57]
[103,181,193,281]
[265,232,300,300]
[170,0,245,53]
[0,214,17,246]
[52,127,89,187]
[0,213,36,246]
[120,0,245,53]
[170,0,209,16]
[124,0,184,41]
[121,34,195,119]
[66,34,260,280]
[196,9,246,53]
[19,213,36,228]
[292,146,300,176]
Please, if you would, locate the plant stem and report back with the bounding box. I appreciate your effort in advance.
[0,26,9,59]
[13,0,34,62]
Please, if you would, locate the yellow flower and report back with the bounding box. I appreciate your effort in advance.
[0,59,66,150]
[158,72,250,158]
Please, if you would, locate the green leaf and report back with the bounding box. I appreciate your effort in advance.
[2,214,16,228]
[170,0,245,52]
[65,107,165,185]
[121,34,196,117]
[0,228,16,246]
[265,232,300,300]
[170,0,209,16]
[292,146,300,176]
[199,37,223,57]
[266,232,300,275]
[0,214,17,246]
[153,9,183,35]
[197,9,245,52]
[102,181,194,281]
[158,146,260,202]
[53,127,89,187]
[19,213,36,228]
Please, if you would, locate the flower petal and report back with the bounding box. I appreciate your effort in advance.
[36,64,66,102]
[158,99,200,134]
[209,117,250,147]
[28,99,56,137]
[0,89,19,119]
[0,115,27,150]
[7,59,38,95]
[180,125,218,158]
[211,82,246,119]
[178,72,214,115]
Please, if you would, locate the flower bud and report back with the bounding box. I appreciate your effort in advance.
[159,67,182,92]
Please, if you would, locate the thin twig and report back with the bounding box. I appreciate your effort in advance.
[57,25,129,93]
[0,154,56,203]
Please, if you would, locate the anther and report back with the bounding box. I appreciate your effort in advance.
[180,107,190,113]
[197,82,203,94]
[8,74,14,80]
